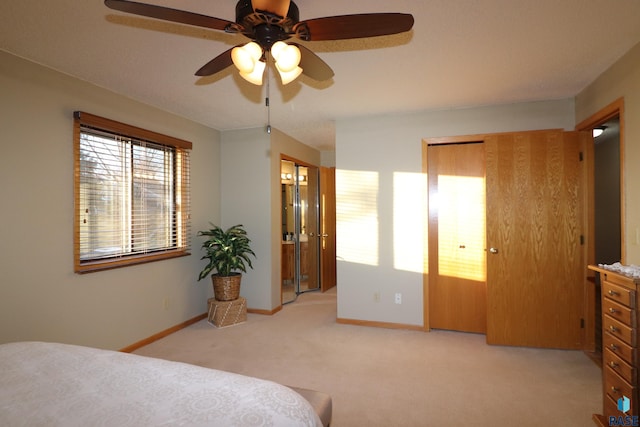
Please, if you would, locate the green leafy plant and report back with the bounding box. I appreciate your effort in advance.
[197,224,256,280]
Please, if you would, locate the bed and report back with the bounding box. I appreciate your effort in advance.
[0,341,326,427]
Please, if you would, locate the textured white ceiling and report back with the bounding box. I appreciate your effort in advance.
[2,1,640,150]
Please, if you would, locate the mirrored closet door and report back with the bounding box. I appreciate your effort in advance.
[281,159,320,304]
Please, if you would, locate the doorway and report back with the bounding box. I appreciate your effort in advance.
[590,116,621,360]
[576,98,624,357]
[593,116,622,265]
[281,159,321,304]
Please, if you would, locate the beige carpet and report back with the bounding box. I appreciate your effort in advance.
[134,288,602,426]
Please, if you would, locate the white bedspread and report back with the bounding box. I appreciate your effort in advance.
[0,341,321,427]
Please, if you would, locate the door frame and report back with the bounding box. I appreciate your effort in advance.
[280,155,333,303]
[575,97,626,265]
[575,97,625,352]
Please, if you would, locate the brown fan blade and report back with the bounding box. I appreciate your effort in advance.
[251,0,290,17]
[300,13,414,41]
[195,48,235,76]
[291,44,334,82]
[105,0,234,31]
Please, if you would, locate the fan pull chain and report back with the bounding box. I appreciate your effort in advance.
[266,57,271,134]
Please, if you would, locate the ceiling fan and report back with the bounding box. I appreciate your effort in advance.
[104,0,414,85]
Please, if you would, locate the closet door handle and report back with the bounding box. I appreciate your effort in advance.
[489,247,499,254]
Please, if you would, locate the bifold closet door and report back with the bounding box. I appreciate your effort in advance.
[320,167,337,292]
[428,142,487,334]
[303,165,320,292]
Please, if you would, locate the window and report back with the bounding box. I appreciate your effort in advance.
[74,112,191,273]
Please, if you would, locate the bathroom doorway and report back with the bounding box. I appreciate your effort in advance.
[281,159,321,304]
[576,98,624,357]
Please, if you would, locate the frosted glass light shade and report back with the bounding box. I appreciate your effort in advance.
[271,41,287,61]
[231,42,263,73]
[239,59,266,85]
[231,42,265,85]
[276,65,303,85]
[271,41,301,72]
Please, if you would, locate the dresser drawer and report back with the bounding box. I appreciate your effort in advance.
[604,315,636,346]
[604,297,636,327]
[605,347,637,384]
[604,332,637,366]
[603,280,636,308]
[604,368,636,411]
[604,394,632,419]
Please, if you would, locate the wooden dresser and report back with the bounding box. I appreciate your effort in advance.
[589,265,640,426]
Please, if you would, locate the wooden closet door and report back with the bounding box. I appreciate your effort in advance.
[485,130,588,349]
[428,142,487,333]
[320,167,337,291]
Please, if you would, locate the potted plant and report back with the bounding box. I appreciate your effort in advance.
[197,223,256,301]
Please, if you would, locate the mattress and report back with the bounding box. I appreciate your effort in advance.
[0,341,322,427]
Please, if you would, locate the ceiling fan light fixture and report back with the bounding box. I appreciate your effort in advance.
[104,0,415,85]
[271,41,302,84]
[270,41,286,60]
[239,59,266,85]
[277,65,303,85]
[271,41,301,72]
[231,42,263,73]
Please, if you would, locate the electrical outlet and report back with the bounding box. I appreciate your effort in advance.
[163,297,169,310]
[395,293,402,304]
[374,292,380,302]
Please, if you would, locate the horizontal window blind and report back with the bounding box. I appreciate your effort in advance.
[74,112,191,273]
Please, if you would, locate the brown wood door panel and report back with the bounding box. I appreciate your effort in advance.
[306,165,320,291]
[428,142,487,333]
[485,130,587,349]
[320,167,336,292]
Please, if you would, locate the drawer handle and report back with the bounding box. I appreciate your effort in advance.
[609,307,620,314]
[611,386,620,394]
[610,361,619,369]
[610,325,619,333]
[610,343,619,351]
[609,290,620,297]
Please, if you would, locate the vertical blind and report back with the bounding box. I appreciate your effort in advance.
[74,112,191,273]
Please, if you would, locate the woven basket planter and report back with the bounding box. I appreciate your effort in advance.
[211,274,242,301]
[207,297,247,327]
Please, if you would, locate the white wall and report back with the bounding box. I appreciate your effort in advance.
[321,150,336,168]
[0,51,220,350]
[271,129,321,307]
[335,100,576,327]
[220,127,320,311]
[7,36,632,345]
[220,128,272,310]
[576,41,640,264]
